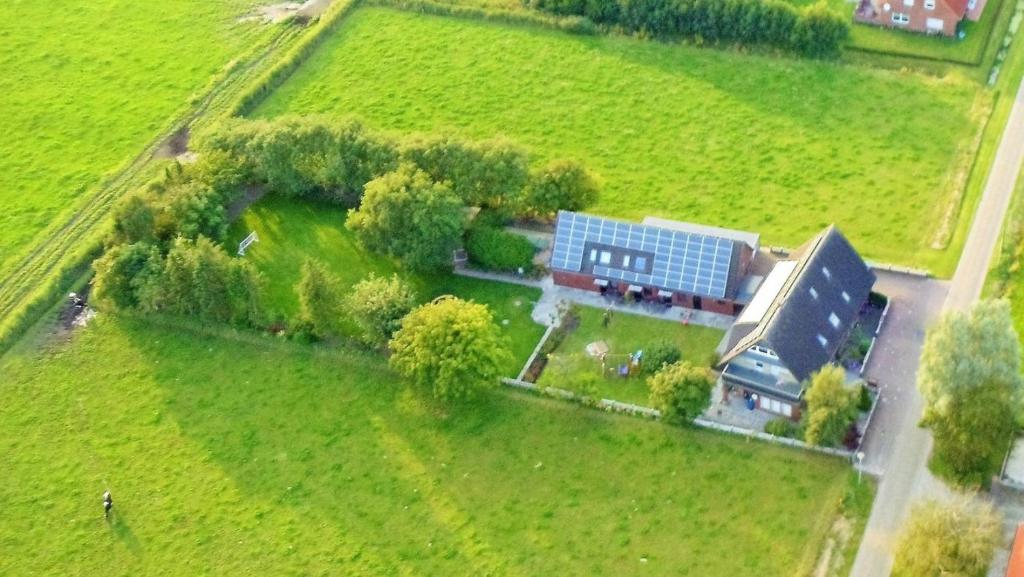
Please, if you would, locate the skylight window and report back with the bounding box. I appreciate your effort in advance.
[841,290,850,304]
[635,256,647,270]
[599,251,612,265]
[809,287,819,299]
[829,312,841,329]
[817,334,829,348]
[623,255,631,268]
[590,249,597,262]
[822,266,832,280]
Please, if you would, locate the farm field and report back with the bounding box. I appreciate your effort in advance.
[0,315,867,577]
[0,1,271,277]
[229,196,545,374]
[538,305,724,405]
[253,8,986,274]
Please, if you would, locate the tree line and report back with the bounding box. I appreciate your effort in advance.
[526,0,848,57]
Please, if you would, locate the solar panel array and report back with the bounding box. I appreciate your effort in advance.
[551,211,735,298]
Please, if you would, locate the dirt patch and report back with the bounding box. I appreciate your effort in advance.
[240,0,333,24]
[153,126,191,160]
[227,185,269,222]
[813,516,854,577]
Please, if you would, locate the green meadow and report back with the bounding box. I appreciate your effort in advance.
[253,7,984,273]
[0,315,866,577]
[0,1,269,275]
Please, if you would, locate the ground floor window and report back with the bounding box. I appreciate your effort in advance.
[760,396,793,417]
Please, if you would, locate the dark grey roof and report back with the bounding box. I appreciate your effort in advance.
[719,226,876,382]
[550,211,753,299]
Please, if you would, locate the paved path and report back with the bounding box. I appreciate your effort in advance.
[850,77,1024,577]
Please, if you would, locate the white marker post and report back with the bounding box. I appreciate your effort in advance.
[238,231,259,256]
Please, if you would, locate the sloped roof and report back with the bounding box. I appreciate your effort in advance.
[719,226,876,382]
[550,211,754,299]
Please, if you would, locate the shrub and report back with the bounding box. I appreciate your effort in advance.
[524,159,600,217]
[643,340,681,374]
[804,365,859,447]
[465,226,536,272]
[295,258,343,338]
[345,273,418,348]
[648,361,714,424]
[857,383,873,412]
[765,418,802,439]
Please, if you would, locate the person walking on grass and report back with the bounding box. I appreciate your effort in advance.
[103,491,113,519]
[602,306,613,328]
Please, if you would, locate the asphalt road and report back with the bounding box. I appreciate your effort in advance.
[850,77,1024,577]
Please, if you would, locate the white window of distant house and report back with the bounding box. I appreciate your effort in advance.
[829,312,841,329]
[892,11,910,23]
[635,256,647,270]
[926,16,944,29]
[822,266,832,280]
[782,403,793,417]
[841,290,851,304]
[599,251,612,265]
[623,255,631,268]
[809,286,819,299]
[590,249,597,262]
[925,0,936,8]
[967,0,976,8]
[904,0,914,7]
[817,334,828,348]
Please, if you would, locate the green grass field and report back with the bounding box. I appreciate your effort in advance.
[0,1,270,276]
[229,196,545,375]
[252,7,985,273]
[538,305,725,405]
[0,315,864,576]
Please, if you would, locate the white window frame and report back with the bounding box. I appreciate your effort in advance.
[841,290,851,304]
[809,286,819,299]
[925,0,936,9]
[829,312,841,329]
[822,266,832,280]
[904,0,914,6]
[599,251,612,265]
[817,334,829,348]
[590,249,598,262]
[891,11,910,23]
[622,255,631,268]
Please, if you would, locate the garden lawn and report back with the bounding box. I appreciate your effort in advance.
[537,305,725,405]
[0,1,269,276]
[0,316,863,577]
[253,7,985,274]
[229,196,544,375]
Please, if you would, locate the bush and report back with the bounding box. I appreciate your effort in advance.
[465,226,536,272]
[857,383,873,412]
[643,340,681,374]
[295,258,343,338]
[648,361,714,424]
[524,159,600,217]
[345,273,418,348]
[765,418,803,439]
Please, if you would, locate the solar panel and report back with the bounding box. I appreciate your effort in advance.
[551,211,737,299]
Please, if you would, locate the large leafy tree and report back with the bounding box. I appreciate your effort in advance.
[295,258,343,338]
[388,296,511,402]
[804,365,859,447]
[893,496,1001,577]
[647,361,714,424]
[345,273,417,348]
[346,165,467,271]
[524,159,600,217]
[918,299,1023,484]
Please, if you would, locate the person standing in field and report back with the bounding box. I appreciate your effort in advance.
[103,491,113,519]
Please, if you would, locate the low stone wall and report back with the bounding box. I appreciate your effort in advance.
[516,324,556,382]
[501,377,855,459]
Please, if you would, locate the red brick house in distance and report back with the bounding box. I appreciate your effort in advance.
[549,211,759,315]
[854,0,986,36]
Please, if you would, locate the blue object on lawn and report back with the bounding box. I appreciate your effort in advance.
[619,364,630,377]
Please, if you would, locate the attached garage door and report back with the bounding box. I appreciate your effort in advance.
[926,17,945,31]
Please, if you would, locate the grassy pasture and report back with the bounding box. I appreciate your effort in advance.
[0,315,864,576]
[538,305,724,405]
[252,7,984,274]
[0,1,269,276]
[229,196,545,375]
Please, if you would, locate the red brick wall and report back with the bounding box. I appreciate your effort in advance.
[553,271,599,292]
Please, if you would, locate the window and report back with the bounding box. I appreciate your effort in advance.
[589,249,597,262]
[817,334,829,348]
[809,286,819,299]
[829,312,841,329]
[925,0,936,8]
[599,251,611,265]
[782,403,793,418]
[904,0,914,6]
[891,11,910,23]
[622,255,631,268]
[841,290,851,304]
[926,16,944,29]
[635,257,647,270]
[822,266,832,280]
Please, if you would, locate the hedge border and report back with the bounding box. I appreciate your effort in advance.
[366,0,598,35]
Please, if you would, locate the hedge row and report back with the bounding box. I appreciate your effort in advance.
[527,0,848,57]
[230,0,363,116]
[367,0,599,34]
